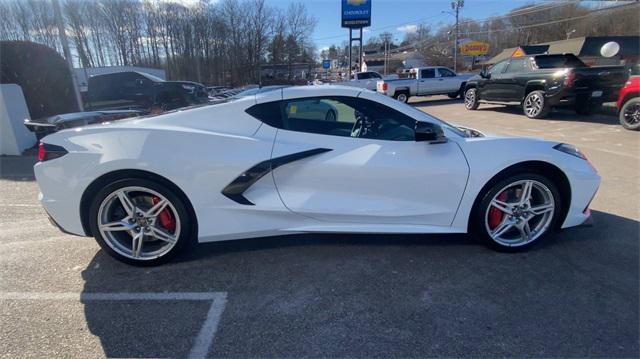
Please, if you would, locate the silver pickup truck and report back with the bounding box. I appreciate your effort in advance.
[339,71,399,91]
[376,66,474,103]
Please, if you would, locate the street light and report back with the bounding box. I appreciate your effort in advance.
[566,29,576,40]
[443,1,464,72]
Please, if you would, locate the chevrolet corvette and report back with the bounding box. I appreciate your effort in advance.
[35,86,600,265]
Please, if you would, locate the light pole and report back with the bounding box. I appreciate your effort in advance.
[566,29,576,40]
[451,0,464,73]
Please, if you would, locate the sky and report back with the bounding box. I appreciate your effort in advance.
[264,0,560,50]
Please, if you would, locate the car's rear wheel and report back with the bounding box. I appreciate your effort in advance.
[464,88,479,110]
[523,90,551,119]
[89,178,193,266]
[619,97,640,131]
[474,173,561,252]
[394,91,409,103]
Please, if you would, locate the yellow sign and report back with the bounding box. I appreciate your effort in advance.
[460,41,490,56]
[512,48,526,57]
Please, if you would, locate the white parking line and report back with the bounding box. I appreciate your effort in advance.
[0,291,228,358]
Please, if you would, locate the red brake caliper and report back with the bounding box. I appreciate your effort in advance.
[152,196,176,232]
[488,191,508,229]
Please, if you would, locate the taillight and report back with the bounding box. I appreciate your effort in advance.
[564,70,575,88]
[382,83,388,91]
[38,142,68,162]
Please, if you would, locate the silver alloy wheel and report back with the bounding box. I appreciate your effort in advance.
[485,180,555,247]
[464,89,476,109]
[524,92,543,117]
[396,93,408,103]
[97,186,181,260]
[623,102,640,125]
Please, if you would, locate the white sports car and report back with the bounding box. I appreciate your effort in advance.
[35,86,600,265]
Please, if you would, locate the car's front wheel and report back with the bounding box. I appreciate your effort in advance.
[88,178,193,266]
[474,173,561,251]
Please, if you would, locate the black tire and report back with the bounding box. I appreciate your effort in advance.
[88,178,194,266]
[619,97,640,131]
[464,88,480,110]
[393,91,410,103]
[472,173,562,252]
[447,92,460,99]
[522,90,551,119]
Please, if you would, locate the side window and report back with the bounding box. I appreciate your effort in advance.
[371,72,382,79]
[438,68,456,77]
[358,73,371,80]
[245,101,283,128]
[283,98,355,137]
[245,97,416,141]
[505,58,525,73]
[353,98,415,141]
[488,61,508,75]
[420,68,435,78]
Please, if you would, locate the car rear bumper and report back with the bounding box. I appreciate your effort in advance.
[35,161,89,237]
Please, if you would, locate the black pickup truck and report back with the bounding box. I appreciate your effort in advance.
[463,54,628,119]
[85,71,210,112]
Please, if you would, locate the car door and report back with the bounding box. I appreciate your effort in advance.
[493,58,526,101]
[478,60,508,101]
[269,91,469,226]
[436,68,460,93]
[417,68,438,95]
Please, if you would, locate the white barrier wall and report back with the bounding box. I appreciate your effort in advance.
[0,84,36,155]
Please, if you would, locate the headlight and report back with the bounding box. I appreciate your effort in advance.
[553,143,586,160]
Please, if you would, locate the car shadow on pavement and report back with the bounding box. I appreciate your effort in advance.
[476,105,621,126]
[409,97,463,107]
[80,209,639,358]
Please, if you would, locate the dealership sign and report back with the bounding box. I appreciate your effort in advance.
[460,41,490,56]
[342,0,371,28]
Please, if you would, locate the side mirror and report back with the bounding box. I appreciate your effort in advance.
[415,122,446,143]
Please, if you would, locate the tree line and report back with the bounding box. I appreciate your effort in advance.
[0,0,317,86]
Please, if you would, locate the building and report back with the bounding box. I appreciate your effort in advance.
[73,66,166,92]
[483,36,639,66]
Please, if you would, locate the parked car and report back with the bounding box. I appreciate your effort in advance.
[85,71,210,112]
[377,67,474,103]
[24,110,145,140]
[340,71,397,91]
[617,75,640,131]
[206,86,230,96]
[464,54,628,119]
[35,86,599,265]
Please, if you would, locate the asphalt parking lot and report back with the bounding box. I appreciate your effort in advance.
[1,97,638,358]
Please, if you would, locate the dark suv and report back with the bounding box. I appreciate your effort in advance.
[464,54,628,119]
[86,71,209,112]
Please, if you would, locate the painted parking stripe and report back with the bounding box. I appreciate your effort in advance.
[0,291,228,358]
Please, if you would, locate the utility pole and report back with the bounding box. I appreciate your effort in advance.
[452,0,464,73]
[52,0,83,111]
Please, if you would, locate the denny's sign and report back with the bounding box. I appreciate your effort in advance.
[460,41,490,56]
